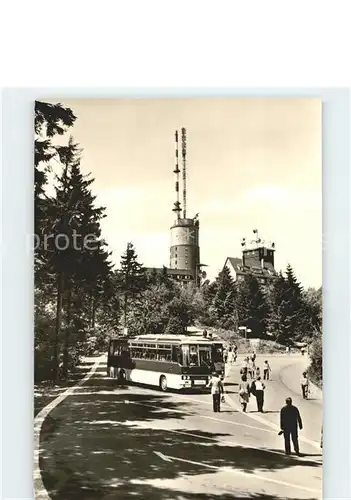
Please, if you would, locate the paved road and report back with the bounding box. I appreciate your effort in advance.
[36,354,322,500]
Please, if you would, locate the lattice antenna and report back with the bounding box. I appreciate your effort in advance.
[172,130,181,219]
[181,127,187,219]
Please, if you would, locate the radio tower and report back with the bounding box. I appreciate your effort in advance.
[170,127,204,286]
[172,130,181,220]
[181,127,187,219]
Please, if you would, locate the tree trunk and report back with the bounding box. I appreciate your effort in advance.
[53,271,65,382]
[124,292,128,330]
[92,293,96,331]
[62,281,72,379]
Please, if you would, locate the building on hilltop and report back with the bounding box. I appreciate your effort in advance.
[224,229,278,286]
[144,266,195,285]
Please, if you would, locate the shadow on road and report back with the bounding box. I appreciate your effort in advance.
[39,365,321,500]
[34,361,98,417]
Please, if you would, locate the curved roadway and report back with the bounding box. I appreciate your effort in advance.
[35,354,322,500]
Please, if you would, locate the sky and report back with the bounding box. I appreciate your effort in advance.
[44,97,322,288]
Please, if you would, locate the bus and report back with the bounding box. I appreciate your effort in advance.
[107,333,225,391]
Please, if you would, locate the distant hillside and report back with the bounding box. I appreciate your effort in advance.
[196,326,297,354]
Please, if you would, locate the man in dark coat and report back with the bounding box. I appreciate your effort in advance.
[280,397,303,456]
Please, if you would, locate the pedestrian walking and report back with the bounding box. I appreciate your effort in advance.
[223,348,228,364]
[251,376,265,412]
[238,374,251,412]
[255,366,261,379]
[279,397,303,456]
[240,357,249,377]
[263,360,271,380]
[249,359,256,379]
[251,351,256,368]
[301,372,309,399]
[206,371,224,413]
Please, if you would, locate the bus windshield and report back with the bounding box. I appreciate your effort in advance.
[109,340,129,357]
[182,344,212,367]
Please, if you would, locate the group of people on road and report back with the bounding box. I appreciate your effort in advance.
[223,344,238,364]
[207,371,305,455]
[206,347,319,457]
[237,352,272,413]
[239,352,272,381]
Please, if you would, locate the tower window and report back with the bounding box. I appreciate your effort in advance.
[185,261,188,265]
[175,260,177,265]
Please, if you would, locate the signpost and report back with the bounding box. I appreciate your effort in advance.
[238,326,252,340]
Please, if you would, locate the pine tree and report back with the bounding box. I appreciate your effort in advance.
[165,316,185,335]
[120,243,146,330]
[236,275,269,337]
[213,266,237,328]
[129,283,174,335]
[266,273,290,343]
[267,265,306,344]
[158,266,174,289]
[34,101,76,237]
[36,138,112,379]
[302,287,322,337]
[167,295,194,334]
[200,279,219,325]
[96,270,121,335]
[147,268,159,286]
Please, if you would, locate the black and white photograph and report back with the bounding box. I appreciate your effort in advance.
[34,97,322,499]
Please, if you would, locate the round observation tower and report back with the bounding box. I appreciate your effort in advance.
[170,216,200,274]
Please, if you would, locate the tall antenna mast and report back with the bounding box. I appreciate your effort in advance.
[172,130,181,219]
[181,127,187,219]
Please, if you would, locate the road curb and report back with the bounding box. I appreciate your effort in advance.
[34,356,103,500]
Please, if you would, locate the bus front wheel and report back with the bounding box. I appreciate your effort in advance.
[160,375,168,392]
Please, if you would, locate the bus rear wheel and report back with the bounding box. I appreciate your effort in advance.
[160,375,168,392]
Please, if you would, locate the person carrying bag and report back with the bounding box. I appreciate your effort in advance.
[206,371,224,412]
[250,376,265,412]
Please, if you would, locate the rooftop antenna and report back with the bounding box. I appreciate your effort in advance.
[252,228,261,244]
[172,130,181,219]
[181,127,187,219]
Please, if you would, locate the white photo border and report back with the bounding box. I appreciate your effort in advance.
[1,88,350,499]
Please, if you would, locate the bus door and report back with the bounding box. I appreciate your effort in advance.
[107,339,130,373]
[212,343,225,377]
[198,345,212,369]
